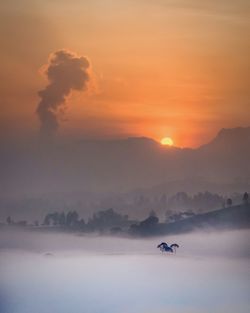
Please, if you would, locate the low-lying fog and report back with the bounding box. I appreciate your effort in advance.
[1,229,250,313]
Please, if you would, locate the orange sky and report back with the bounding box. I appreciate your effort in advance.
[0,0,250,147]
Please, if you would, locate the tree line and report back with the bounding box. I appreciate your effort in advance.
[5,192,249,235]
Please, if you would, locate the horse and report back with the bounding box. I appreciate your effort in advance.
[157,242,173,253]
[157,242,179,253]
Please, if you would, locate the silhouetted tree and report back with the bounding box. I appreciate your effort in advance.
[136,211,159,235]
[71,211,79,225]
[88,208,129,232]
[66,211,73,226]
[129,223,139,234]
[51,212,59,225]
[243,192,249,205]
[59,212,66,225]
[6,216,12,225]
[78,218,85,229]
[43,214,51,226]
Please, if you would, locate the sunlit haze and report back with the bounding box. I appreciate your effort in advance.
[1,0,250,147]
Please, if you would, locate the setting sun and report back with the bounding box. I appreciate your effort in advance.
[161,137,174,146]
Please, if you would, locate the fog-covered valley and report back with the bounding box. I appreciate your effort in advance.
[1,229,249,313]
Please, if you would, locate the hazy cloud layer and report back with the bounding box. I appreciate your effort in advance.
[36,50,90,136]
[0,230,249,313]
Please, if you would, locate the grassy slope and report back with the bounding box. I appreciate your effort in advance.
[158,203,250,235]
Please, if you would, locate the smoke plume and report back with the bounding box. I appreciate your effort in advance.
[36,50,90,136]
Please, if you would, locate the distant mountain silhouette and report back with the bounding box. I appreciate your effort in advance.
[199,127,250,151]
[0,127,249,197]
[182,127,250,187]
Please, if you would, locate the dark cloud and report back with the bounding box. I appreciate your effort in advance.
[36,50,90,136]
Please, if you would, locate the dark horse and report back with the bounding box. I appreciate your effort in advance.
[157,242,179,253]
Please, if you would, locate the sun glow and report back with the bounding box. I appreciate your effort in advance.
[161,137,174,146]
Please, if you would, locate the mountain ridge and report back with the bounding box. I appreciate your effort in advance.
[0,126,249,197]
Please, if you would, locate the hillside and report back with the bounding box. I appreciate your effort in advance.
[158,203,250,236]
